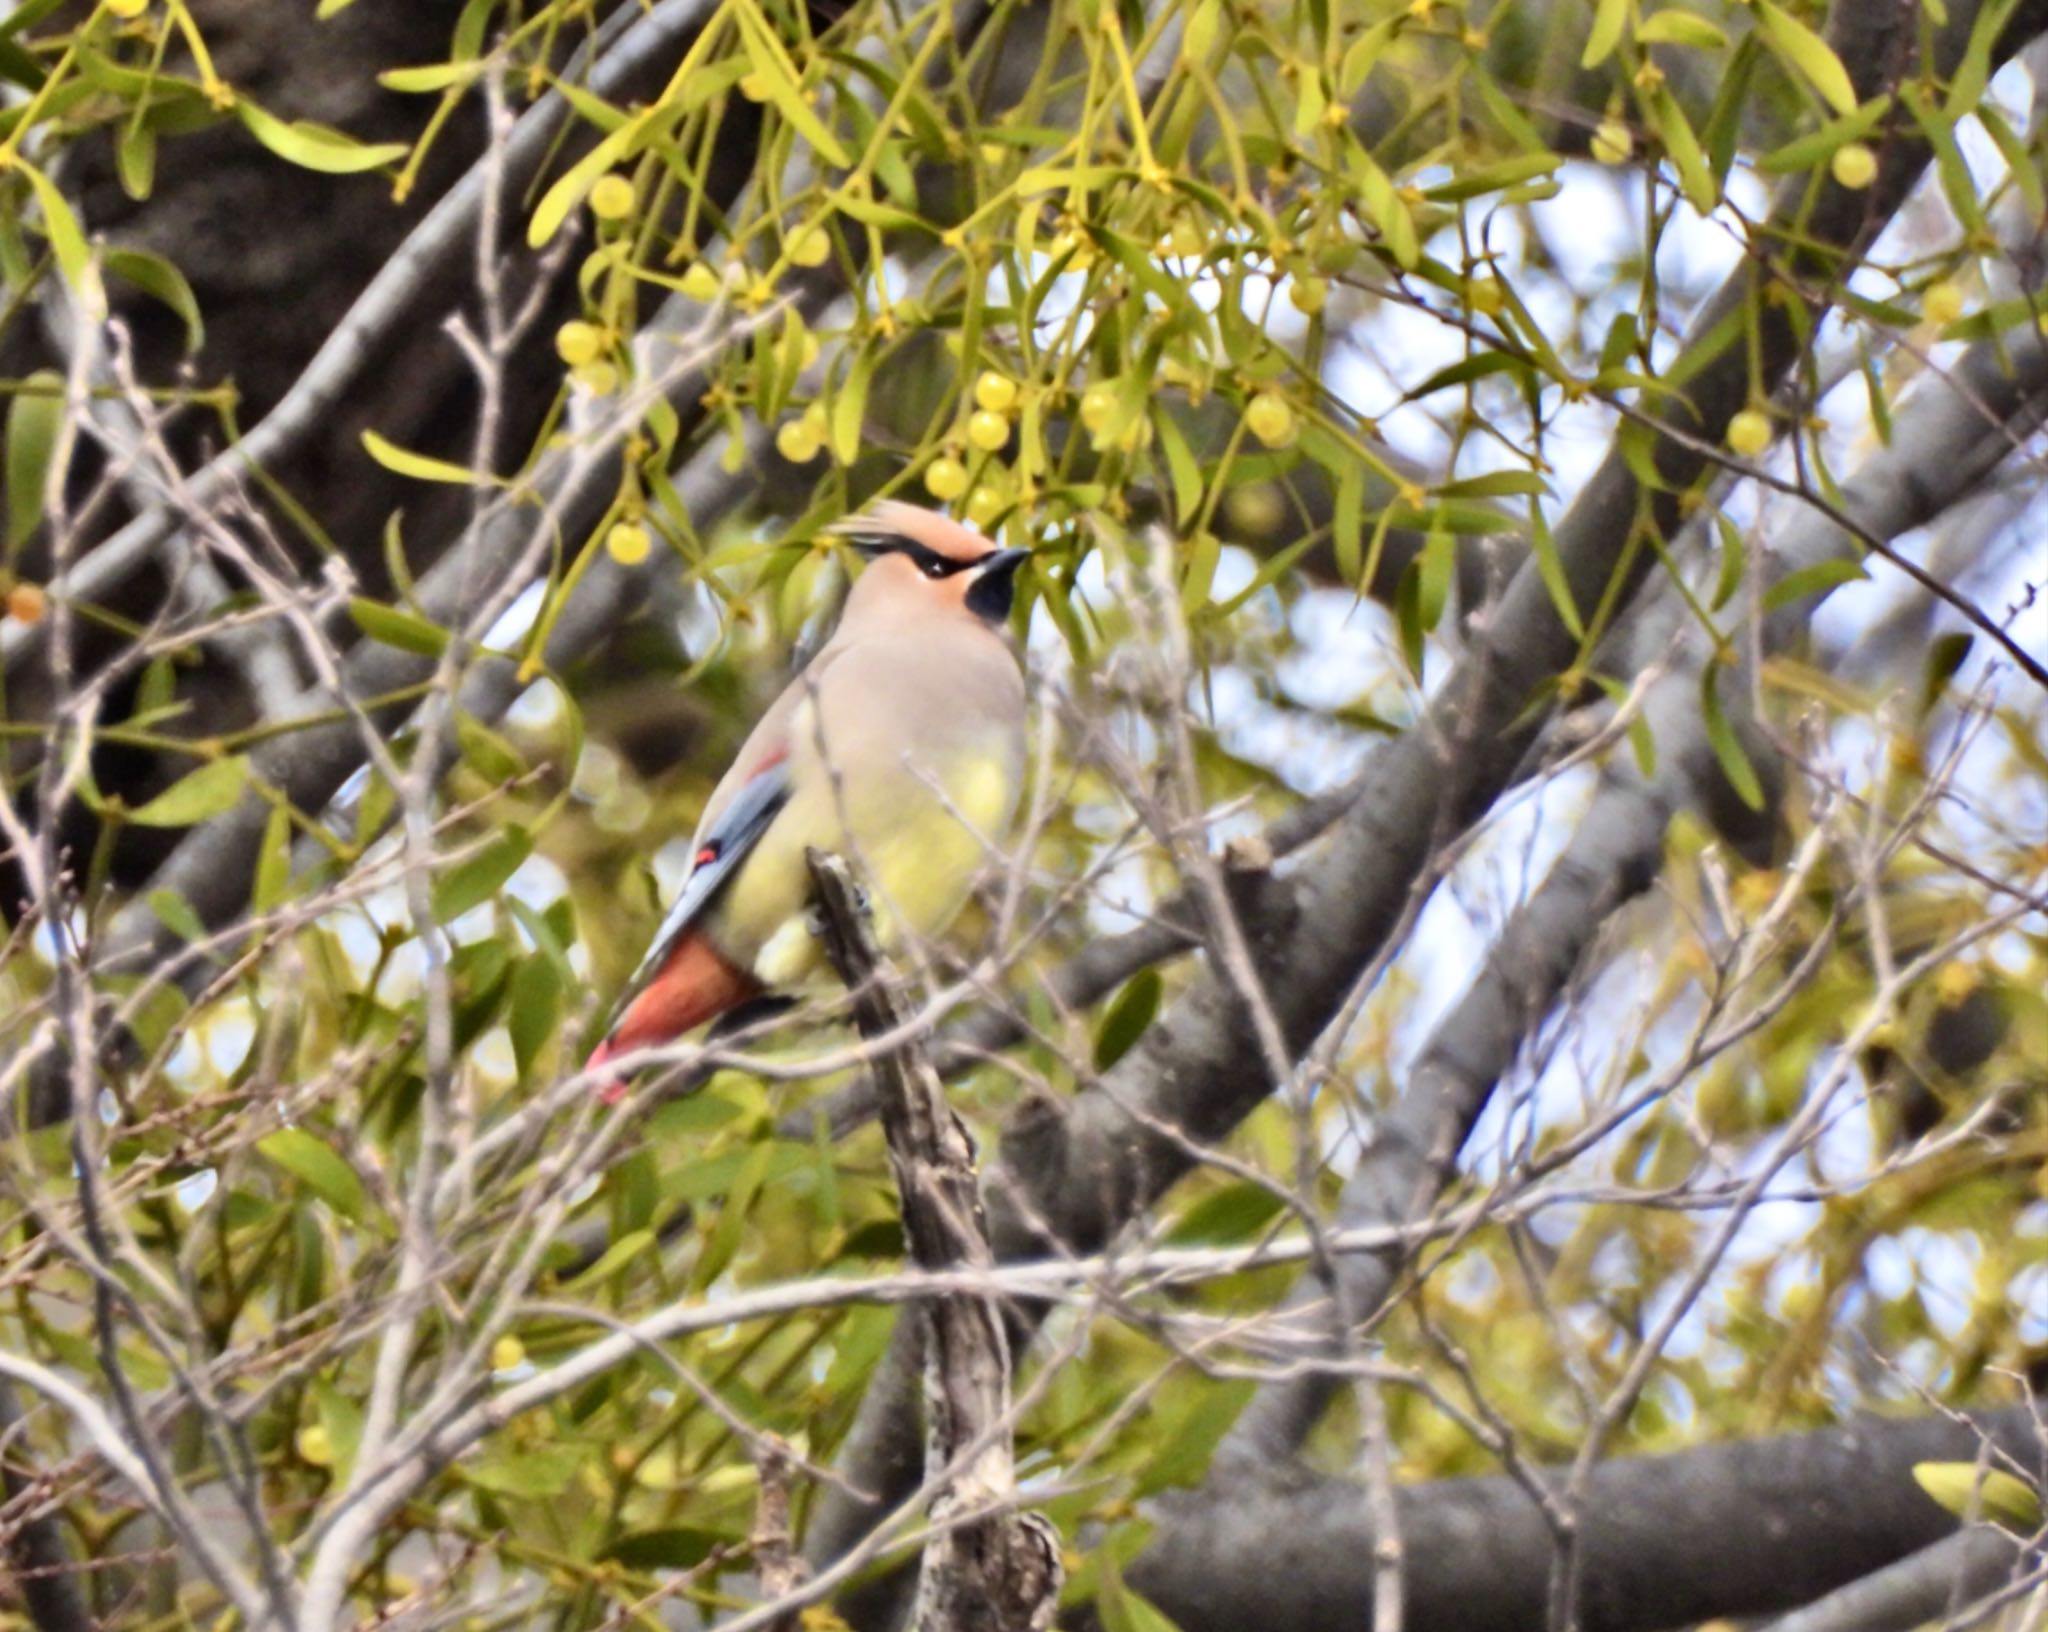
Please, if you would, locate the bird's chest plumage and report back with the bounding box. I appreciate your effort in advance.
[710,629,1025,986]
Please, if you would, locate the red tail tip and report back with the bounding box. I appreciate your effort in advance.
[585,1039,628,1104]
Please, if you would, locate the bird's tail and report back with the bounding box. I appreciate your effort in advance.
[585,931,760,1102]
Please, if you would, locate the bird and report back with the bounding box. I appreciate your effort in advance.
[584,501,1030,1099]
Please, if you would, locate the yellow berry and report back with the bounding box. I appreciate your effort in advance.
[1726,408,1772,458]
[738,71,769,101]
[1079,382,1118,431]
[967,409,1010,452]
[924,455,969,501]
[788,229,831,267]
[1934,961,1980,1006]
[5,582,46,624]
[554,320,604,367]
[973,371,1018,413]
[106,0,149,16]
[680,262,722,301]
[491,1335,526,1373]
[574,360,618,396]
[1831,143,1877,190]
[1288,275,1328,316]
[965,486,1005,527]
[605,522,652,565]
[1923,280,1964,326]
[296,1425,333,1468]
[1468,276,1505,317]
[589,174,635,221]
[776,418,823,463]
[1590,119,1632,166]
[1244,390,1297,448]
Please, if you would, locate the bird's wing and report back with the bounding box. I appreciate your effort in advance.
[604,755,792,1027]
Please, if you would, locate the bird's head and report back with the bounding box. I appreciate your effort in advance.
[835,500,1029,627]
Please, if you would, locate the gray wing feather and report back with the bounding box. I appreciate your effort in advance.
[607,762,792,1021]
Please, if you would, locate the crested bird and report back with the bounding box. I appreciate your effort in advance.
[585,501,1030,1098]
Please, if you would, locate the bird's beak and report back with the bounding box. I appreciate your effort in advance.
[965,547,1030,623]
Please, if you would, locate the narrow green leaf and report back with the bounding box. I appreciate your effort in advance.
[1762,558,1866,612]
[1700,668,1765,811]
[1153,409,1204,522]
[235,100,409,173]
[1581,0,1627,68]
[124,756,249,827]
[729,0,850,168]
[360,428,486,486]
[349,597,449,657]
[561,1227,656,1291]
[147,888,207,943]
[6,370,63,551]
[19,158,89,290]
[508,954,562,1079]
[831,348,873,467]
[258,1128,365,1220]
[103,248,205,354]
[253,802,293,913]
[1754,1,1859,116]
[1094,970,1163,1072]
[1913,1463,2043,1532]
[432,827,532,923]
[1637,9,1728,49]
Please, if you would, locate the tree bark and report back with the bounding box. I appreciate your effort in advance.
[1128,1407,2047,1632]
[807,852,1062,1632]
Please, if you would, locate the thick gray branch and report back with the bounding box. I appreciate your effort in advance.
[1758,1528,2029,1632]
[1127,1407,2047,1632]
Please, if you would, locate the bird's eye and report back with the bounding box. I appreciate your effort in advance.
[921,556,949,578]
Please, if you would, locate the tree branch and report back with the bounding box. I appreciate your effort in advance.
[806,850,1062,1632]
[1127,1407,2048,1632]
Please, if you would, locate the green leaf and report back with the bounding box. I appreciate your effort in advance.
[253,802,293,914]
[360,428,486,486]
[1919,632,1973,715]
[730,0,850,168]
[124,756,249,827]
[1754,1,1859,116]
[235,100,409,173]
[1761,558,1866,613]
[147,888,207,943]
[832,347,873,467]
[19,158,90,291]
[258,1128,365,1220]
[349,597,449,657]
[1581,0,1627,68]
[1756,93,1891,173]
[1154,409,1204,522]
[1913,1463,2043,1532]
[462,1441,585,1498]
[1700,668,1765,812]
[601,1527,726,1571]
[6,371,63,550]
[508,954,562,1079]
[1423,153,1561,202]
[559,1227,655,1291]
[103,248,204,354]
[1094,970,1162,1072]
[432,827,532,923]
[1636,9,1728,49]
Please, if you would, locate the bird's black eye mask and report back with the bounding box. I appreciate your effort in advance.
[846,533,975,580]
